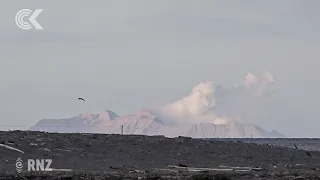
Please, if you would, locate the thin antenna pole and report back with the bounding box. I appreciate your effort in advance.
[121,125,123,135]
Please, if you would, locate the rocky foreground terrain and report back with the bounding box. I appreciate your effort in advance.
[0,131,320,179]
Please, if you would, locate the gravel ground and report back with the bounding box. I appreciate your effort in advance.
[210,138,320,151]
[0,131,320,179]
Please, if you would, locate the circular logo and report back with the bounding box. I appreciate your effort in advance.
[16,157,23,173]
[15,9,33,30]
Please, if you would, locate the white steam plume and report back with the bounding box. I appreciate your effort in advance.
[155,71,275,125]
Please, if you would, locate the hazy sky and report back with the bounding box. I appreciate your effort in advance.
[0,0,319,137]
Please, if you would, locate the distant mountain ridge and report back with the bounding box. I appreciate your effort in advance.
[30,72,285,138]
[30,108,284,138]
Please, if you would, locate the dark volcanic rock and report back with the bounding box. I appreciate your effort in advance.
[0,131,319,179]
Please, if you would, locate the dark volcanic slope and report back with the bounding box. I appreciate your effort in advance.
[1,131,320,179]
[210,138,320,151]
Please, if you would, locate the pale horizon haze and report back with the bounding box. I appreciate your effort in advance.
[0,0,319,137]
